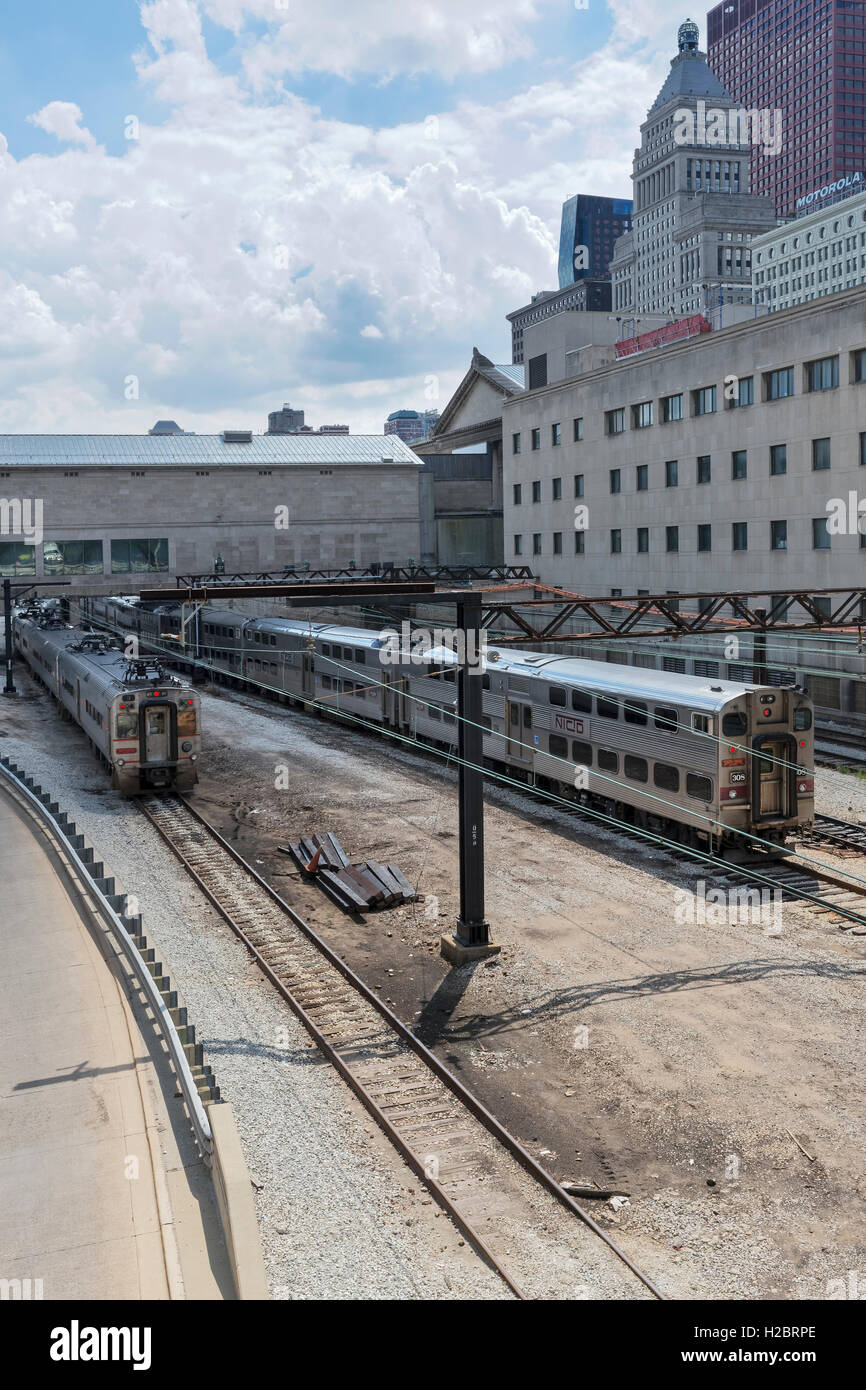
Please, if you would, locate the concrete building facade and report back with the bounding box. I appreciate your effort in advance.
[0,433,421,591]
[501,285,866,599]
[753,187,866,311]
[610,20,777,317]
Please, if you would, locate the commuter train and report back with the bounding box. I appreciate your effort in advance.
[79,595,815,853]
[13,604,201,794]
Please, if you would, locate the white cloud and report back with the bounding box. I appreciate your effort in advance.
[360,325,383,338]
[27,101,98,150]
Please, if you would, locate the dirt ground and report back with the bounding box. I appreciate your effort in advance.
[3,668,865,1300]
[182,681,866,1301]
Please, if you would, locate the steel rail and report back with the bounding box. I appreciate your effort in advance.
[139,794,666,1301]
[0,758,214,1163]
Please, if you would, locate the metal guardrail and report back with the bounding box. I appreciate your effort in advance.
[0,756,214,1163]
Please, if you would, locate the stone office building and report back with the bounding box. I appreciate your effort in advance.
[502,284,866,602]
[0,431,422,592]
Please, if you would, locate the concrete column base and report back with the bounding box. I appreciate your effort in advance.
[440,929,501,965]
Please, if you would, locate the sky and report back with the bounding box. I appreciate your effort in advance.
[0,0,680,435]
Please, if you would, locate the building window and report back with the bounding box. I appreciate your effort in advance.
[552,477,562,501]
[513,483,522,505]
[0,544,36,577]
[805,356,839,392]
[771,520,787,551]
[574,473,584,497]
[573,417,584,442]
[553,531,563,555]
[110,538,169,573]
[692,386,717,416]
[665,459,678,488]
[770,444,787,476]
[661,393,683,422]
[765,366,794,400]
[696,455,711,484]
[731,376,753,408]
[514,534,523,555]
[732,450,747,480]
[551,423,562,446]
[531,428,541,451]
[632,401,653,429]
[666,526,679,553]
[636,464,648,491]
[610,468,621,494]
[697,523,712,553]
[732,522,748,551]
[606,408,625,435]
[812,517,831,550]
[575,532,585,555]
[512,432,521,454]
[532,480,541,503]
[637,527,649,553]
[853,349,866,383]
[532,533,542,556]
[611,529,622,554]
[43,540,103,575]
[812,437,831,471]
[861,434,866,468]
[528,354,547,390]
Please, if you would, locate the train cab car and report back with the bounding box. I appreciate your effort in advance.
[13,613,201,794]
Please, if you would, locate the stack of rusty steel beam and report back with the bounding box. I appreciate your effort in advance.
[286,832,417,913]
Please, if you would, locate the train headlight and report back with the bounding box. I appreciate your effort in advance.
[116,758,126,767]
[190,753,198,762]
[181,740,192,752]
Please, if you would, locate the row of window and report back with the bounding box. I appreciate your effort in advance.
[544,736,713,800]
[83,699,104,728]
[512,351,866,455]
[515,518,847,556]
[513,435,866,507]
[0,538,169,578]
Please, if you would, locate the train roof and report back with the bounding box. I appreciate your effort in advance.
[17,620,188,696]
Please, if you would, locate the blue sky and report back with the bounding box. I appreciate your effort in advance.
[0,0,675,433]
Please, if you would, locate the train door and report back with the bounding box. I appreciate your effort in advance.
[506,700,533,762]
[141,702,176,766]
[752,733,796,821]
[76,680,81,723]
[302,654,314,699]
[383,671,400,728]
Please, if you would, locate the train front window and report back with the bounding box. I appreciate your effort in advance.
[116,710,138,738]
[793,707,812,731]
[177,705,197,736]
[722,711,747,736]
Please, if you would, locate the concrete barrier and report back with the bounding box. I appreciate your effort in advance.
[208,1103,270,1300]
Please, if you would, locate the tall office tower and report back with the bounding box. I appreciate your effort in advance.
[557,194,633,289]
[707,0,866,218]
[610,18,777,316]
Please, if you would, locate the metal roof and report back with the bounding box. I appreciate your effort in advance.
[649,53,731,113]
[0,433,421,468]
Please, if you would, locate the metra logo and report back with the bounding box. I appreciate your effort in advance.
[554,715,584,734]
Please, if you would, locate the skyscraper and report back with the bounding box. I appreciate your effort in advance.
[610,19,777,316]
[557,194,633,289]
[706,0,866,218]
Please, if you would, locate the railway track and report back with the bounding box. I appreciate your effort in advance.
[798,813,866,855]
[138,793,665,1303]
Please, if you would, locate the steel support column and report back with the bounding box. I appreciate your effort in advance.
[455,593,488,945]
[3,579,15,696]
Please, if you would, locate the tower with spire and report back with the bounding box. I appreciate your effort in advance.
[609,19,777,319]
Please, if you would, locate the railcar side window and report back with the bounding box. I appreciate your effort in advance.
[624,701,647,726]
[482,715,492,730]
[686,773,713,800]
[177,706,197,735]
[624,754,648,782]
[722,711,747,736]
[482,673,491,689]
[321,643,330,655]
[597,697,619,719]
[597,748,618,772]
[793,707,812,730]
[355,649,366,664]
[571,690,591,713]
[549,686,567,706]
[655,706,678,732]
[523,706,532,728]
[549,734,568,758]
[428,704,441,720]
[653,763,680,792]
[572,740,592,765]
[692,713,712,734]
